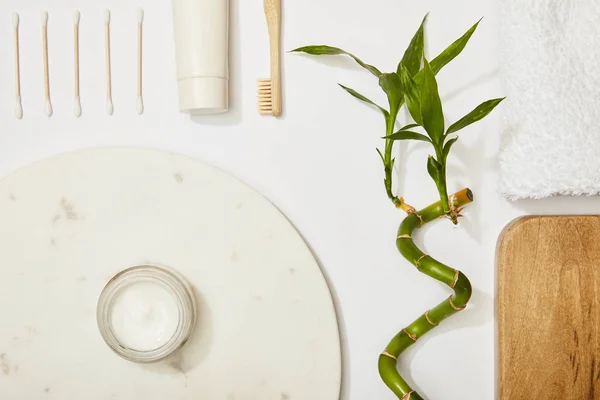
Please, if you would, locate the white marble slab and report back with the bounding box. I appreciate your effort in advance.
[0,148,341,399]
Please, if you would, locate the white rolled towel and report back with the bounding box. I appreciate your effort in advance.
[499,0,600,199]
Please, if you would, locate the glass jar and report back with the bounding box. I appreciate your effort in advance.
[97,264,197,363]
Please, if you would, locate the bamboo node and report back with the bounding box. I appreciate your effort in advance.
[415,254,427,268]
[401,390,415,400]
[397,234,411,240]
[448,295,466,311]
[398,198,416,215]
[450,270,460,288]
[403,329,417,342]
[425,310,438,326]
[415,213,424,227]
[381,350,397,360]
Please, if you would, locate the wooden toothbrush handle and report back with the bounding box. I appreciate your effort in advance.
[264,0,281,116]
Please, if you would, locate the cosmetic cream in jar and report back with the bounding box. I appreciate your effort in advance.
[97,265,196,363]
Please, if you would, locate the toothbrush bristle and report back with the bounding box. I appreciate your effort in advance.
[257,79,273,113]
[12,13,19,28]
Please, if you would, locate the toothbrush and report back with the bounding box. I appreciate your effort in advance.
[41,11,52,117]
[137,8,144,115]
[258,0,282,116]
[73,10,81,117]
[104,9,113,115]
[13,13,22,119]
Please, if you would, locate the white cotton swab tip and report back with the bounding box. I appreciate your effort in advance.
[106,98,114,115]
[137,8,144,24]
[45,99,53,117]
[104,9,111,24]
[15,97,23,120]
[73,10,80,25]
[137,96,144,115]
[74,96,81,117]
[12,13,19,28]
[41,11,48,26]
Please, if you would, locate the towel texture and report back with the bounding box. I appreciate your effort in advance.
[499,1,600,199]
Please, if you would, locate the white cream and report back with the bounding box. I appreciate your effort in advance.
[110,281,179,352]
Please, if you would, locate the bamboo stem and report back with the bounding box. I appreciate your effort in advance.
[378,188,474,399]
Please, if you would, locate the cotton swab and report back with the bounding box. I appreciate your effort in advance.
[137,8,144,115]
[41,11,52,117]
[13,13,22,119]
[104,9,113,115]
[73,10,81,117]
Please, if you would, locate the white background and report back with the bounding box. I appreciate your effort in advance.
[2,0,599,399]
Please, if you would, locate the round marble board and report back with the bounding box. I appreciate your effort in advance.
[0,148,341,399]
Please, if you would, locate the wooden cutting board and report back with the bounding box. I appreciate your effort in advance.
[497,216,600,399]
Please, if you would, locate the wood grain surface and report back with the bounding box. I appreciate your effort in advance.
[497,216,600,399]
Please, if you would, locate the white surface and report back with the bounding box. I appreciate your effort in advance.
[498,0,600,199]
[172,0,229,113]
[0,148,341,399]
[0,0,598,399]
[110,280,182,352]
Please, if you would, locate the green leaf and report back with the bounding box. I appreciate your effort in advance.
[385,130,432,143]
[378,73,403,117]
[338,84,389,118]
[398,14,427,76]
[376,148,385,164]
[446,97,505,134]
[291,45,382,77]
[399,123,420,131]
[399,65,422,125]
[413,19,481,86]
[419,59,444,143]
[443,136,458,161]
[430,19,481,75]
[427,156,443,185]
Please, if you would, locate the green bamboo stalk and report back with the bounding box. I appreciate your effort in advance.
[378,188,473,400]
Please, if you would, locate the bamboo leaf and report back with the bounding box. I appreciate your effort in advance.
[338,84,389,118]
[378,73,403,117]
[427,156,443,184]
[430,19,481,75]
[398,14,427,76]
[399,65,422,125]
[443,136,458,161]
[413,19,481,85]
[291,45,382,77]
[399,123,420,131]
[419,59,444,143]
[376,148,385,164]
[446,97,505,135]
[385,130,432,143]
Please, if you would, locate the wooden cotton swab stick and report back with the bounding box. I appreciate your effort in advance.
[13,13,22,119]
[137,8,144,115]
[104,9,113,115]
[73,10,81,117]
[41,11,52,117]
